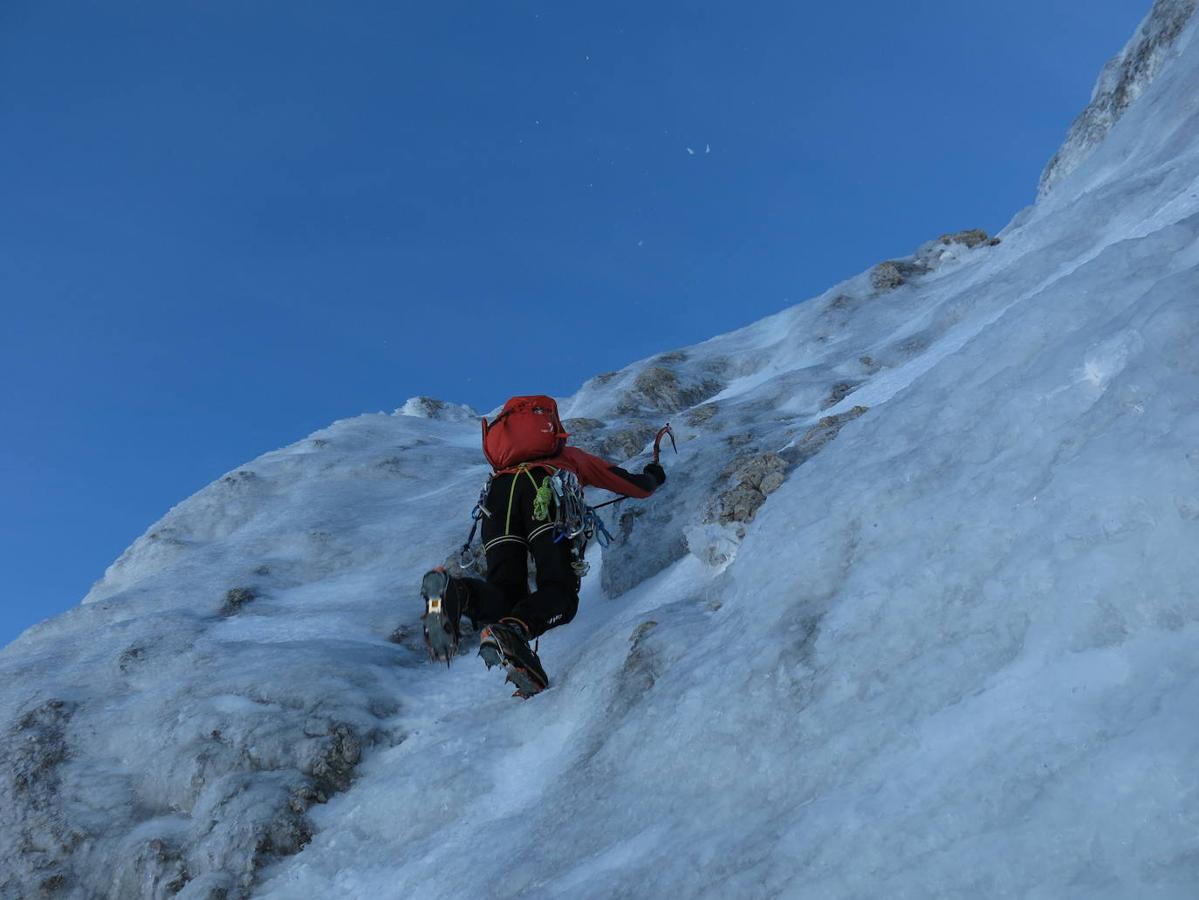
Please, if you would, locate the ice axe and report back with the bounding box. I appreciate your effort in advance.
[652,422,677,465]
[591,423,678,512]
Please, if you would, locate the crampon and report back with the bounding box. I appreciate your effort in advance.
[478,619,549,699]
[420,569,460,666]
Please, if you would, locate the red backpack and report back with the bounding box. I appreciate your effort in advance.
[481,395,569,470]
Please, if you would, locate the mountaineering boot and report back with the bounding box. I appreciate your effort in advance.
[421,568,463,665]
[478,618,549,698]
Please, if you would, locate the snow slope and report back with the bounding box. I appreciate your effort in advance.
[3,3,1199,897]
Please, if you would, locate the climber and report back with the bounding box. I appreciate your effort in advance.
[420,395,666,698]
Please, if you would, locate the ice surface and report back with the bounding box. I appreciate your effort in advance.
[4,6,1199,899]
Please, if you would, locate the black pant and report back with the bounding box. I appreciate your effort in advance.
[462,466,580,639]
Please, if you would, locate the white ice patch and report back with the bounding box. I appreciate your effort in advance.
[1081,328,1143,389]
[684,522,744,572]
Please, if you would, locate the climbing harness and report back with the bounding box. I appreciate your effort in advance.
[458,420,677,574]
[456,466,606,577]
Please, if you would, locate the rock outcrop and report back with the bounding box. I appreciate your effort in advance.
[712,453,789,525]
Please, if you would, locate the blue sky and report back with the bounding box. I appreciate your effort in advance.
[0,1,1148,647]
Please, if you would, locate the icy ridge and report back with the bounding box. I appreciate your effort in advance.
[1039,0,1198,197]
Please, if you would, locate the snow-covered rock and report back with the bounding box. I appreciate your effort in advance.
[395,396,478,422]
[4,6,1199,898]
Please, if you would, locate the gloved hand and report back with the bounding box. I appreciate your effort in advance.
[643,462,666,486]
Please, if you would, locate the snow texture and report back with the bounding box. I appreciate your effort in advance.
[4,7,1199,898]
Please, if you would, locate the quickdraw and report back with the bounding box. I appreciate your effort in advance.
[457,478,493,570]
[546,469,601,576]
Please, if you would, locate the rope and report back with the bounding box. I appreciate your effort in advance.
[532,475,553,521]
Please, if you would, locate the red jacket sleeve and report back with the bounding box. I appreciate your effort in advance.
[558,446,655,499]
